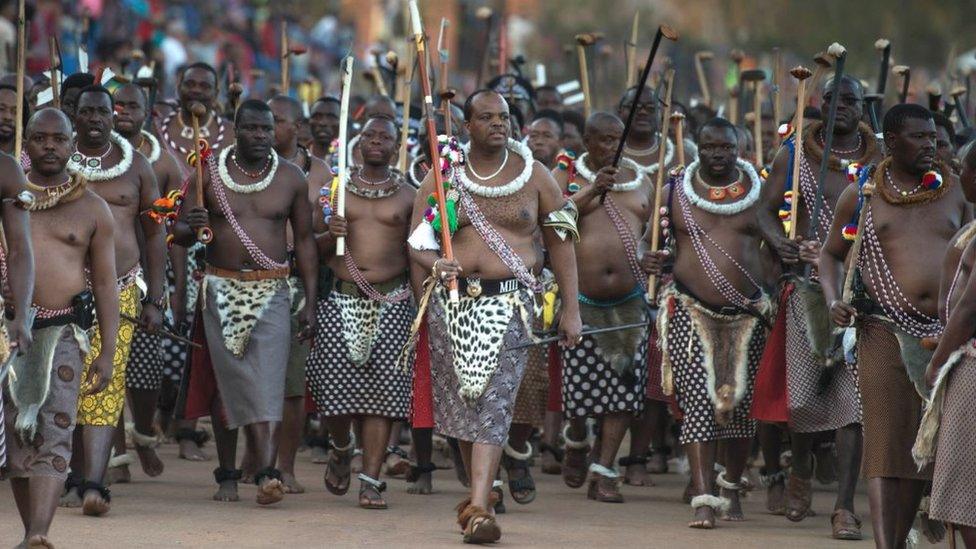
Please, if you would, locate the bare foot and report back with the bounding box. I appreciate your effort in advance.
[59,488,82,508]
[689,505,716,529]
[407,471,433,495]
[26,534,55,548]
[81,489,111,517]
[721,489,744,522]
[105,465,131,485]
[256,477,285,505]
[178,440,209,461]
[281,471,305,494]
[623,463,652,487]
[213,480,240,502]
[135,445,165,477]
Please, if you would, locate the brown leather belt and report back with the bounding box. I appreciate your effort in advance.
[204,264,290,281]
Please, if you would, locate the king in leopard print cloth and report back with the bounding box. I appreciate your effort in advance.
[643,121,771,529]
[406,90,582,545]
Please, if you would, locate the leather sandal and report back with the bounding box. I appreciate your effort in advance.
[457,502,501,544]
[586,464,624,503]
[561,424,591,489]
[324,434,355,496]
[502,442,536,504]
[785,473,813,522]
[831,509,863,540]
[358,473,388,509]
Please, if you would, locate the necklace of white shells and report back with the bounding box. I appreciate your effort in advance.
[573,153,643,192]
[456,138,533,197]
[67,131,133,181]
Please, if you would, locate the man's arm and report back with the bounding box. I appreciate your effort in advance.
[408,169,449,275]
[87,196,120,394]
[938,225,971,323]
[819,184,858,326]
[172,163,210,247]
[289,167,319,338]
[535,162,582,346]
[926,236,976,386]
[759,145,800,263]
[136,156,165,330]
[1,156,34,351]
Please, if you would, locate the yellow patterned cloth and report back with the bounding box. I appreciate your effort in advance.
[77,282,140,426]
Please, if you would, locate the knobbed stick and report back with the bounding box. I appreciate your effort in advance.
[893,65,910,104]
[13,0,24,160]
[335,56,353,257]
[694,50,713,108]
[190,102,213,243]
[787,66,813,240]
[841,182,874,305]
[875,38,891,96]
[575,33,599,119]
[671,112,686,167]
[410,0,458,303]
[625,11,640,88]
[741,69,766,167]
[951,85,970,128]
[646,68,676,301]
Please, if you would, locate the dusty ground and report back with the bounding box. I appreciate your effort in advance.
[0,440,952,548]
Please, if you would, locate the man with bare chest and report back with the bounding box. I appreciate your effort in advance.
[308,96,340,163]
[113,82,186,479]
[757,76,880,536]
[550,112,652,501]
[57,86,165,516]
[306,115,415,509]
[158,63,234,165]
[820,104,972,548]
[618,86,694,179]
[643,118,771,529]
[5,108,117,548]
[267,94,329,494]
[177,99,318,506]
[409,90,581,544]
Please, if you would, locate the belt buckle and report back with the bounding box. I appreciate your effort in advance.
[466,277,482,298]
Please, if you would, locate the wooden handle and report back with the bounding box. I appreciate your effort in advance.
[191,110,212,244]
[577,44,591,120]
[673,114,685,167]
[841,185,873,304]
[753,83,763,167]
[695,55,710,108]
[397,47,415,174]
[48,37,60,109]
[335,57,354,257]
[646,68,676,302]
[280,21,290,94]
[13,0,24,160]
[626,12,639,88]
[788,79,808,240]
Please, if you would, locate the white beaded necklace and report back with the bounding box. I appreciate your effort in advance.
[456,138,533,198]
[631,136,673,176]
[140,130,161,164]
[573,153,644,192]
[67,131,134,182]
[217,145,279,194]
[682,158,762,216]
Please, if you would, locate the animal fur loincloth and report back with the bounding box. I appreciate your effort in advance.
[912,339,976,469]
[7,325,89,444]
[333,290,387,366]
[202,275,287,358]
[658,283,770,426]
[578,295,646,376]
[794,279,845,370]
[888,321,933,399]
[442,290,534,401]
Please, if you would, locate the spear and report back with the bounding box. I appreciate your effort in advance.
[13,0,24,160]
[806,43,847,281]
[334,57,353,257]
[410,0,458,303]
[437,17,453,136]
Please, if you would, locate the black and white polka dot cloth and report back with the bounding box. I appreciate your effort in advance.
[126,328,165,390]
[665,296,766,445]
[161,247,203,384]
[306,292,414,418]
[561,328,648,419]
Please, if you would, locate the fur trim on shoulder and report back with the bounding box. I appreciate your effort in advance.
[690,494,731,512]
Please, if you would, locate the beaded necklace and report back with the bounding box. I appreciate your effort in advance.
[160,109,226,156]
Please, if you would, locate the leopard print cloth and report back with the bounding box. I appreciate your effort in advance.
[202,275,287,358]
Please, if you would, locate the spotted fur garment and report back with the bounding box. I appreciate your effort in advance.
[204,275,287,358]
[334,287,407,366]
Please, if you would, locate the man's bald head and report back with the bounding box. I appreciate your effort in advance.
[582,111,625,168]
[584,111,624,138]
[27,106,72,137]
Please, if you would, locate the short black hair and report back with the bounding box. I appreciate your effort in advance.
[535,85,562,98]
[463,88,503,121]
[698,117,738,141]
[932,111,956,145]
[77,85,115,109]
[883,103,933,136]
[532,109,564,134]
[61,72,95,97]
[235,98,273,126]
[312,96,340,108]
[561,109,585,136]
[180,62,218,83]
[113,82,148,106]
[0,84,28,127]
[268,94,303,121]
[362,113,399,138]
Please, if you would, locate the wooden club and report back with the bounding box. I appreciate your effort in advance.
[787,65,813,240]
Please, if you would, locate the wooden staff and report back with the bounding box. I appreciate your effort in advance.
[728,86,739,126]
[646,68,676,301]
[625,11,639,88]
[810,51,832,97]
[951,85,970,128]
[367,49,389,97]
[48,37,60,109]
[671,112,686,167]
[575,33,598,119]
[409,0,458,303]
[741,69,766,167]
[893,65,910,104]
[280,22,289,93]
[335,57,353,257]
[772,47,782,142]
[841,181,874,304]
[397,47,414,174]
[189,102,212,243]
[226,63,243,115]
[474,6,494,88]
[729,49,745,123]
[927,82,943,112]
[875,38,891,96]
[437,17,453,136]
[788,66,813,240]
[13,0,24,161]
[694,50,713,108]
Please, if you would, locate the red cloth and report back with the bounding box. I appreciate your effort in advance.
[750,283,793,423]
[181,307,225,423]
[410,316,434,429]
[546,343,562,413]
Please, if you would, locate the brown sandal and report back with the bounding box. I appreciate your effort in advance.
[457,502,501,544]
[324,436,355,496]
[586,465,624,503]
[785,473,812,522]
[561,425,591,489]
[831,509,863,540]
[357,474,388,509]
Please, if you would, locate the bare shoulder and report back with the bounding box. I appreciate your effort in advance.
[531,160,560,192]
[78,188,114,226]
[277,160,308,194]
[0,152,25,195]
